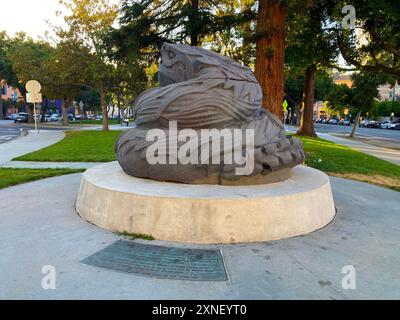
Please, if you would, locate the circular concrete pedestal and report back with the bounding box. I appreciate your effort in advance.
[76,162,336,244]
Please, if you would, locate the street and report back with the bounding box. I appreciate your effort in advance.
[314,123,400,142]
[0,121,22,144]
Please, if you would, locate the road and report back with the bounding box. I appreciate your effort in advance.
[0,121,22,144]
[314,123,400,142]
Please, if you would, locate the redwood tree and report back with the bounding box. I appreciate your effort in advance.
[285,0,338,136]
[298,66,317,137]
[255,0,286,119]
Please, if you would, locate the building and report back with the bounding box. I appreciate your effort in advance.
[377,83,400,101]
[1,84,24,114]
[333,73,353,88]
[313,101,325,120]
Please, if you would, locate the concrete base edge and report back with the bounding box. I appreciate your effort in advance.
[76,162,336,244]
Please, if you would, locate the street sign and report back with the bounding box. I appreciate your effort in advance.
[283,99,288,113]
[26,93,43,104]
[25,80,42,134]
[25,80,41,94]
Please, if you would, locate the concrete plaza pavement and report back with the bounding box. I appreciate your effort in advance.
[0,172,399,299]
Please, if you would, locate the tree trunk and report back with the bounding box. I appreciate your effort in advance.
[349,110,361,138]
[117,93,122,126]
[27,104,34,123]
[255,0,286,119]
[41,98,48,122]
[99,81,109,131]
[61,99,69,126]
[190,0,199,46]
[297,66,317,137]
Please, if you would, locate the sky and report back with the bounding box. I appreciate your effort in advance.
[0,0,66,40]
[0,0,119,40]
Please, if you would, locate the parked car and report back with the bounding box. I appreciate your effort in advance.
[366,120,380,128]
[389,122,398,129]
[380,121,392,129]
[328,118,339,125]
[50,114,60,122]
[359,120,369,127]
[321,118,329,124]
[14,112,29,123]
[9,113,19,121]
[96,115,103,121]
[43,115,51,122]
[338,119,351,126]
[5,114,16,120]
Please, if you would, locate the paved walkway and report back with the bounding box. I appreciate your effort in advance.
[0,173,399,299]
[0,130,65,165]
[286,126,400,165]
[0,161,97,169]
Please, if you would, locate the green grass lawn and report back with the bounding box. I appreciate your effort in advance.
[14,131,122,162]
[296,135,400,191]
[13,130,400,191]
[0,168,84,190]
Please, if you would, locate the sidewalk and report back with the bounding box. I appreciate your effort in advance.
[0,173,399,299]
[0,161,97,169]
[286,126,400,165]
[0,130,65,165]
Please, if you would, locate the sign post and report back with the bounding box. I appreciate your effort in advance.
[283,99,288,129]
[25,80,42,134]
[343,108,349,136]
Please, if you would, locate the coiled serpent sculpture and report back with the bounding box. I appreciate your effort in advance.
[115,43,305,185]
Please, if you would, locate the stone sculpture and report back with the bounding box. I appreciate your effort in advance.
[115,43,305,185]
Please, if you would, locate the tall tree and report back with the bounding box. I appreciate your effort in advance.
[7,33,54,122]
[59,0,118,131]
[332,0,400,77]
[348,72,389,137]
[111,0,254,61]
[9,34,92,125]
[255,0,286,118]
[285,0,338,137]
[1,31,30,119]
[325,83,352,115]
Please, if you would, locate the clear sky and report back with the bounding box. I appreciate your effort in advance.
[0,0,120,40]
[0,0,66,39]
